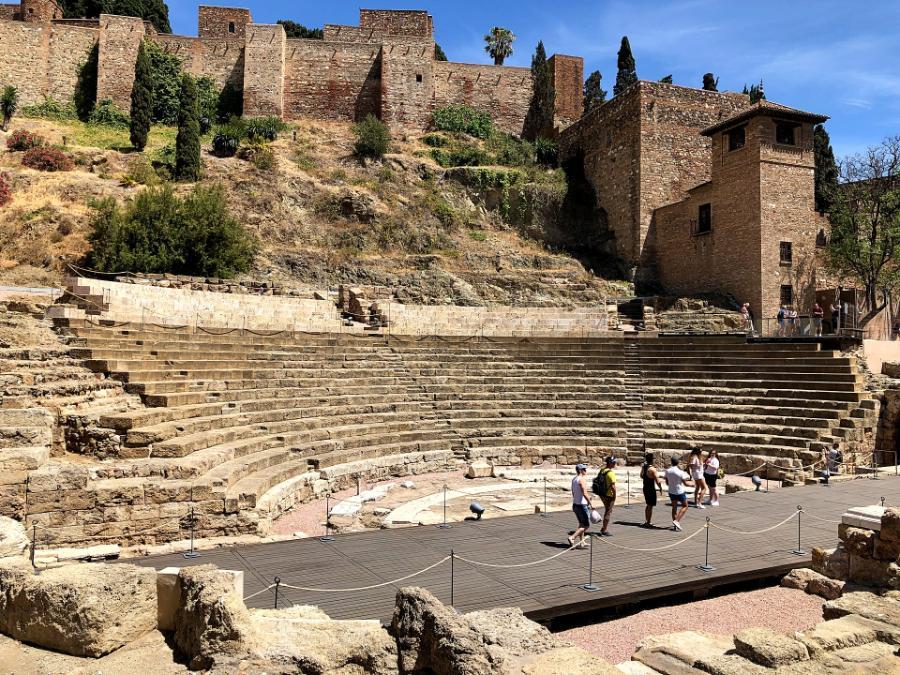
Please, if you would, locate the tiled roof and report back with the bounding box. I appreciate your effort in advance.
[701,101,829,136]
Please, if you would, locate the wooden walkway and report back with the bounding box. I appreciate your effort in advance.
[134,476,900,624]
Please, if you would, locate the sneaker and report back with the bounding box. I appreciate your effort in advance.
[710,501,720,507]
[673,520,682,531]
[599,531,613,537]
[567,535,575,547]
[697,504,707,510]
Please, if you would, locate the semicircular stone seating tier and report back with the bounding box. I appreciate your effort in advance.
[26,325,875,549]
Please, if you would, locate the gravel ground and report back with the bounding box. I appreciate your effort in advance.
[557,585,824,665]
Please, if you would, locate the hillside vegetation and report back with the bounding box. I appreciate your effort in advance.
[0,114,630,306]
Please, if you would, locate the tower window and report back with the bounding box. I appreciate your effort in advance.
[228,21,236,33]
[780,284,794,306]
[696,203,712,234]
[727,125,746,151]
[780,241,793,266]
[775,122,797,145]
[416,74,423,83]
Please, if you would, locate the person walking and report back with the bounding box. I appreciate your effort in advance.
[665,456,693,531]
[788,306,799,336]
[640,451,663,527]
[688,448,706,508]
[812,302,824,337]
[594,456,617,536]
[703,449,721,506]
[830,301,840,334]
[568,464,594,549]
[777,305,786,337]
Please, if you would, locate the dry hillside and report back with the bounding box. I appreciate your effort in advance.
[0,117,631,305]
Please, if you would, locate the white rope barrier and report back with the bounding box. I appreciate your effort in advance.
[591,523,707,552]
[243,583,277,602]
[278,555,451,593]
[799,509,843,525]
[456,542,579,569]
[707,509,799,535]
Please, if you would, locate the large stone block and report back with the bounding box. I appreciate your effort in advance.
[0,562,157,657]
[848,554,900,588]
[881,507,900,543]
[799,614,899,653]
[824,591,900,627]
[812,546,849,580]
[734,627,809,667]
[841,526,876,557]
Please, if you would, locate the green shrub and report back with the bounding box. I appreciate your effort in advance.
[89,99,130,127]
[0,172,11,207]
[6,129,44,151]
[121,157,161,186]
[85,183,256,277]
[426,192,459,228]
[467,228,487,242]
[22,146,73,172]
[430,146,490,168]
[1,85,17,131]
[353,114,391,159]
[251,146,276,171]
[535,137,559,166]
[422,133,449,148]
[195,76,219,134]
[432,105,494,139]
[145,41,184,125]
[244,116,287,142]
[212,118,245,157]
[20,96,77,122]
[151,143,176,176]
[486,133,534,166]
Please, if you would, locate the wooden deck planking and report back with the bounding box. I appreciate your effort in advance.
[133,476,900,623]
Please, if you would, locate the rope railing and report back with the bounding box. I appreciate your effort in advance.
[276,555,451,593]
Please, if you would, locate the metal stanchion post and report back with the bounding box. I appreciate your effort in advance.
[184,505,201,559]
[623,470,631,509]
[579,535,599,592]
[273,577,280,609]
[450,549,455,607]
[697,517,715,572]
[438,485,452,529]
[765,462,770,493]
[30,524,38,572]
[792,506,806,556]
[881,496,886,508]
[871,449,880,480]
[321,494,335,542]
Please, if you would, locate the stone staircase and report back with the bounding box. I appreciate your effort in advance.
[622,334,646,463]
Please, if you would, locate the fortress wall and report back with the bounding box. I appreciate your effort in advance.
[323,24,383,43]
[360,9,432,38]
[432,61,531,136]
[242,23,285,117]
[155,34,244,89]
[549,54,583,130]
[46,25,97,102]
[0,21,48,104]
[96,14,147,110]
[283,39,381,122]
[198,5,250,39]
[381,39,433,128]
[0,4,20,20]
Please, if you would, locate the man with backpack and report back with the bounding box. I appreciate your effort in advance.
[593,456,618,537]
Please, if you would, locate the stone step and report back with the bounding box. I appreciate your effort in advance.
[643,418,825,441]
[642,427,811,449]
[0,446,50,471]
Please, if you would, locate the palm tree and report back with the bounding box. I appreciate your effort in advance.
[484,27,515,66]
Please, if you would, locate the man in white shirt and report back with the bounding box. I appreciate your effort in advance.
[665,456,694,531]
[568,464,594,549]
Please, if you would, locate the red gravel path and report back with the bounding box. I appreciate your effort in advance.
[557,586,824,665]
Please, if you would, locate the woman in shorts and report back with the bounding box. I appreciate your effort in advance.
[703,449,721,507]
[688,448,706,509]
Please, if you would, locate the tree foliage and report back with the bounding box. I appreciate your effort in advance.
[276,20,323,39]
[613,36,637,97]
[195,76,218,134]
[702,72,719,91]
[175,74,201,182]
[523,41,555,141]
[825,136,900,326]
[814,124,839,214]
[484,27,515,66]
[85,184,256,277]
[658,75,673,84]
[742,80,766,103]
[353,115,391,159]
[129,41,152,151]
[1,85,17,132]
[145,41,183,124]
[583,70,606,115]
[74,43,99,121]
[434,43,448,61]
[432,105,494,139]
[60,0,171,33]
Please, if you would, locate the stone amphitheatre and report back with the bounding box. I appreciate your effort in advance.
[0,1,900,674]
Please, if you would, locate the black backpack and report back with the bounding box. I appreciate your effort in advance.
[592,470,607,496]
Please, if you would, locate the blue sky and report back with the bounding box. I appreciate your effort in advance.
[168,0,900,158]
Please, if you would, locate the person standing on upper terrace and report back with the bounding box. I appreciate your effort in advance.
[568,464,594,549]
[813,302,824,337]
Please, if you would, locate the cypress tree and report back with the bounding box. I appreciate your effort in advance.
[613,36,637,97]
[659,75,673,84]
[434,43,448,61]
[129,40,152,151]
[814,124,839,214]
[583,70,607,115]
[523,41,555,141]
[175,73,201,182]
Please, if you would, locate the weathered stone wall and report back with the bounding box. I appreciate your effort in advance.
[381,38,434,129]
[197,5,250,39]
[0,3,20,20]
[359,8,432,37]
[96,14,147,110]
[560,82,747,271]
[154,34,244,90]
[549,54,583,129]
[46,24,97,102]
[242,23,286,117]
[323,24,384,43]
[877,389,900,464]
[0,21,48,104]
[21,0,59,23]
[283,39,381,122]
[432,61,531,136]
